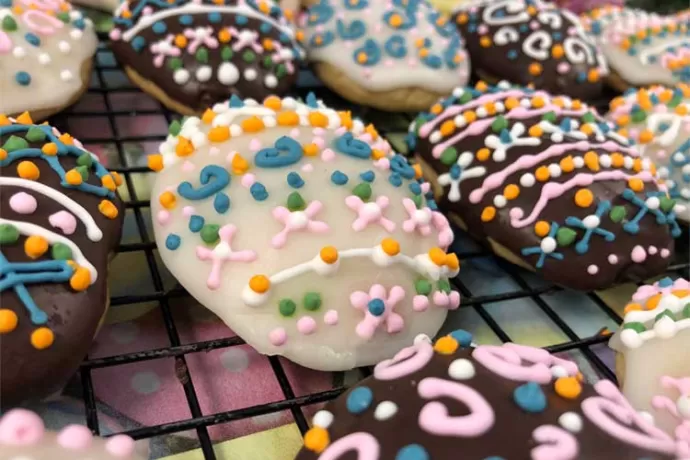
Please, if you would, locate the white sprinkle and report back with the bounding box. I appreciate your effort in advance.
[374,401,398,421]
[230,125,242,137]
[623,156,634,169]
[312,410,334,429]
[217,62,239,85]
[551,132,564,143]
[12,46,26,59]
[608,254,618,265]
[559,412,583,433]
[263,116,277,128]
[244,68,257,81]
[494,101,505,112]
[582,215,600,229]
[551,365,568,378]
[196,65,212,82]
[448,359,475,380]
[548,164,561,178]
[58,40,71,53]
[452,87,464,98]
[476,107,488,118]
[429,131,442,143]
[540,237,557,254]
[60,70,73,81]
[414,334,431,345]
[38,53,51,65]
[520,98,531,108]
[573,156,585,168]
[70,29,83,40]
[646,197,660,210]
[264,74,278,88]
[520,173,536,187]
[599,154,611,168]
[493,195,507,208]
[454,115,466,128]
[587,264,599,275]
[173,68,190,84]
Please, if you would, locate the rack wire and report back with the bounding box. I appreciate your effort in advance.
[44,35,690,460]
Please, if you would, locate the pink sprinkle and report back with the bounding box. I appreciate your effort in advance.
[241,173,256,188]
[413,295,429,312]
[57,425,92,450]
[557,62,571,74]
[297,316,317,335]
[312,136,326,149]
[478,24,489,34]
[182,161,195,173]
[384,59,394,67]
[323,309,338,325]
[109,28,122,40]
[568,26,577,35]
[432,291,450,307]
[407,58,417,67]
[587,264,599,275]
[209,146,220,156]
[657,149,667,158]
[529,20,539,30]
[301,163,314,173]
[157,210,171,225]
[182,206,195,217]
[631,245,647,263]
[48,210,77,235]
[661,248,671,258]
[608,254,619,265]
[142,5,153,15]
[0,409,45,446]
[269,328,287,346]
[321,148,336,162]
[420,182,431,194]
[648,246,658,255]
[290,128,301,138]
[312,128,326,136]
[449,291,461,310]
[249,138,262,152]
[374,158,390,170]
[9,192,37,214]
[105,435,135,458]
[334,127,347,136]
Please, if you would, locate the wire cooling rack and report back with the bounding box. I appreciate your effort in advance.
[42,34,690,460]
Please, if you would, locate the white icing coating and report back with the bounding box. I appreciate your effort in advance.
[0,0,97,116]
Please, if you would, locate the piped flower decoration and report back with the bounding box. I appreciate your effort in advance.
[345,195,396,232]
[271,192,329,248]
[349,284,405,340]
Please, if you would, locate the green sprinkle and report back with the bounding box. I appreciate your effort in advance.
[411,194,423,209]
[262,56,273,68]
[25,126,46,143]
[0,224,19,245]
[169,120,182,136]
[582,112,596,123]
[303,292,322,311]
[415,279,432,296]
[279,298,297,317]
[51,243,73,260]
[556,228,577,247]
[623,321,646,333]
[609,206,627,223]
[195,47,209,63]
[287,192,305,211]
[275,64,287,79]
[353,183,372,201]
[75,165,90,181]
[2,16,17,31]
[440,147,458,166]
[77,152,93,167]
[660,197,676,213]
[437,279,451,294]
[200,224,220,244]
[221,46,233,61]
[2,135,28,152]
[542,111,557,123]
[491,116,508,133]
[168,57,183,70]
[57,12,70,22]
[459,91,472,104]
[683,303,690,319]
[655,309,676,322]
[631,110,647,123]
[242,51,256,63]
[669,95,683,108]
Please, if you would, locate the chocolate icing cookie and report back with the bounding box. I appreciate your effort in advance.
[452,0,607,101]
[109,0,304,115]
[296,331,690,459]
[0,113,124,408]
[407,82,681,291]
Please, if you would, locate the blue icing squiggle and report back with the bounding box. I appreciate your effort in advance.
[336,19,366,41]
[177,165,230,200]
[334,133,372,159]
[382,9,416,30]
[384,35,407,59]
[255,136,303,168]
[307,1,334,26]
[352,39,381,66]
[343,0,368,10]
[311,31,335,48]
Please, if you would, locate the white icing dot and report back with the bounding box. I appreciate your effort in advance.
[494,102,505,112]
[38,53,51,65]
[573,157,585,168]
[414,334,431,345]
[196,65,212,82]
[220,348,250,372]
[312,410,334,428]
[453,115,466,128]
[678,396,690,419]
[109,322,139,344]
[60,70,73,81]
[374,401,398,421]
[70,29,83,40]
[582,215,600,229]
[646,197,660,210]
[230,125,242,137]
[551,365,568,378]
[448,359,475,380]
[520,173,536,187]
[623,156,634,169]
[548,164,561,178]
[263,116,277,128]
[429,131,442,143]
[494,195,507,208]
[264,74,278,88]
[654,316,677,339]
[620,328,643,349]
[218,62,239,85]
[12,46,26,59]
[58,40,71,53]
[173,68,190,84]
[587,264,599,275]
[476,107,488,118]
[559,412,583,433]
[551,132,564,143]
[599,154,611,168]
[244,68,257,81]
[452,87,464,98]
[540,237,557,254]
[130,371,161,394]
[520,98,531,108]
[608,254,618,265]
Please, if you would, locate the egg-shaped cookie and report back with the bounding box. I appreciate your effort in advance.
[148,94,459,371]
[0,113,124,407]
[407,82,681,291]
[452,0,608,101]
[299,0,471,112]
[110,0,304,115]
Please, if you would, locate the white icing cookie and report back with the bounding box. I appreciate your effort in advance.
[608,277,690,437]
[607,85,690,223]
[581,6,690,88]
[0,0,97,119]
[299,0,470,111]
[148,94,460,371]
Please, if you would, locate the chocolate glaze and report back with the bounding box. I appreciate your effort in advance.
[110,0,303,113]
[453,0,606,102]
[408,85,677,291]
[0,124,124,408]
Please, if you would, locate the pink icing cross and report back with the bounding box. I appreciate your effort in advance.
[432,211,454,249]
[345,195,396,232]
[271,201,329,249]
[350,284,405,339]
[184,26,219,54]
[652,377,690,437]
[228,28,262,53]
[150,35,181,68]
[196,224,257,290]
[402,198,433,236]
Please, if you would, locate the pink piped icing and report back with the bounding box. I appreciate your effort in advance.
[0,409,45,446]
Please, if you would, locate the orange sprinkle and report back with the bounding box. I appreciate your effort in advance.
[365,124,379,141]
[231,154,249,174]
[303,427,329,454]
[308,112,329,128]
[503,184,520,200]
[249,275,270,293]
[371,149,386,160]
[554,377,582,399]
[531,96,545,108]
[41,142,58,155]
[529,125,543,137]
[0,114,10,126]
[659,89,673,103]
[534,221,550,237]
[208,126,231,142]
[632,158,643,173]
[611,153,624,168]
[535,166,550,182]
[241,116,265,132]
[505,97,520,110]
[303,143,319,157]
[624,303,643,315]
[175,137,194,157]
[339,111,353,129]
[0,149,6,161]
[58,133,73,145]
[31,328,54,350]
[645,293,662,310]
[528,62,542,76]
[16,111,33,124]
[218,29,231,43]
[456,13,468,24]
[418,48,430,58]
[440,120,456,137]
[65,169,83,185]
[476,148,491,161]
[481,206,496,222]
[174,34,187,48]
[628,177,644,192]
[580,124,594,136]
[277,111,299,126]
[675,105,688,116]
[412,164,423,179]
[575,189,594,208]
[389,13,403,27]
[25,235,48,259]
[356,51,368,64]
[551,45,564,58]
[587,69,600,83]
[430,104,443,115]
[320,246,338,264]
[70,266,91,291]
[434,336,459,355]
[262,38,274,50]
[159,191,176,209]
[148,154,164,172]
[200,109,215,124]
[673,289,690,298]
[102,174,117,191]
[99,200,119,219]
[428,247,447,266]
[381,238,400,256]
[616,115,630,127]
[263,96,282,110]
[445,253,460,270]
[112,171,123,186]
[560,156,575,173]
[484,102,497,115]
[17,161,39,180]
[584,151,600,172]
[475,81,489,94]
[571,100,582,110]
[464,111,477,123]
[0,309,18,334]
[638,129,654,144]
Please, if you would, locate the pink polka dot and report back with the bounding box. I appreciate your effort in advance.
[182,206,195,217]
[57,425,92,450]
[587,265,599,275]
[241,173,256,188]
[297,316,317,335]
[413,295,429,312]
[661,248,671,258]
[156,210,171,226]
[105,435,135,458]
[269,328,287,346]
[323,309,338,325]
[648,246,658,255]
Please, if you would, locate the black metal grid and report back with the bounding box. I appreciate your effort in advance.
[42,31,690,460]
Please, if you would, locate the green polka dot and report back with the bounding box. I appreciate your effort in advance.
[75,165,90,181]
[631,110,647,123]
[168,57,183,70]
[542,111,557,123]
[0,224,19,245]
[262,56,273,68]
[353,183,372,201]
[623,322,646,333]
[57,11,70,22]
[279,299,297,317]
[683,303,690,319]
[556,228,577,247]
[582,112,596,123]
[655,309,676,322]
[660,197,676,213]
[25,126,46,143]
[412,194,423,209]
[221,46,233,61]
[2,135,28,153]
[414,279,432,296]
[51,243,73,260]
[458,91,472,104]
[275,64,287,79]
[169,120,182,136]
[437,279,451,294]
[195,47,209,63]
[440,147,458,166]
[242,51,256,63]
[287,192,305,212]
[609,206,627,223]
[303,292,322,311]
[77,152,93,167]
[200,224,220,245]
[2,16,17,32]
[491,116,508,133]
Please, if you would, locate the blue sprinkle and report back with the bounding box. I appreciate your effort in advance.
[396,444,429,460]
[152,21,167,34]
[346,387,373,414]
[260,22,271,34]
[306,92,319,108]
[658,277,674,288]
[250,182,268,201]
[359,170,375,183]
[331,170,348,185]
[214,192,231,214]
[208,12,221,23]
[507,50,518,60]
[165,234,181,250]
[449,329,473,347]
[560,118,572,132]
[287,172,304,188]
[73,18,85,30]
[24,33,40,46]
[132,36,146,52]
[519,24,528,32]
[367,299,385,316]
[513,382,547,413]
[388,173,402,187]
[0,0,12,6]
[576,72,586,83]
[409,182,422,195]
[450,164,461,180]
[499,128,512,144]
[179,14,193,25]
[483,457,506,460]
[236,15,249,25]
[552,32,562,40]
[229,94,244,107]
[189,215,205,232]
[15,71,31,86]
[279,32,290,43]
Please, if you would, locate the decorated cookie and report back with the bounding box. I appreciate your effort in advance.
[71,0,122,12]
[0,409,145,460]
[109,0,304,115]
[452,0,608,101]
[298,0,471,112]
[607,85,690,223]
[581,6,690,90]
[407,82,681,291]
[609,277,690,438]
[296,330,690,459]
[148,94,459,371]
[0,113,124,407]
[0,0,98,120]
